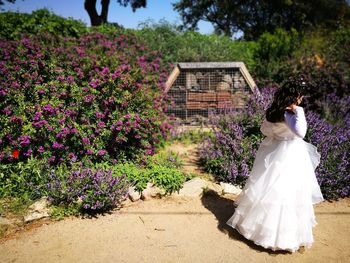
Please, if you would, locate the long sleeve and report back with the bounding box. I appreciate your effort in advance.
[284,106,307,138]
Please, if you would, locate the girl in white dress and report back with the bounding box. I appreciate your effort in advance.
[226,79,324,252]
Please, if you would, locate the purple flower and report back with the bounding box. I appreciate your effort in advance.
[18,135,31,146]
[24,149,33,157]
[84,94,95,103]
[33,112,42,121]
[68,152,77,162]
[38,146,45,153]
[32,120,48,128]
[97,122,106,128]
[95,112,105,119]
[97,150,107,156]
[52,142,64,149]
[82,137,90,145]
[70,128,78,135]
[42,104,56,115]
[10,116,23,125]
[56,127,70,139]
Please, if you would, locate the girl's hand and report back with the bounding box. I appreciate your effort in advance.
[286,104,298,111]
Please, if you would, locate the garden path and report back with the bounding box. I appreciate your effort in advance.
[0,195,349,263]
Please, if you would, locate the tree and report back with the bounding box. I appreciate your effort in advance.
[0,0,16,10]
[84,0,146,26]
[173,0,350,40]
[0,0,147,26]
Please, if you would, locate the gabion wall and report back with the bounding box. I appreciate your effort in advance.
[167,65,253,124]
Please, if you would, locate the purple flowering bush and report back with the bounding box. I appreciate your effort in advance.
[199,88,274,187]
[305,112,350,199]
[200,87,350,199]
[46,167,129,213]
[0,31,172,165]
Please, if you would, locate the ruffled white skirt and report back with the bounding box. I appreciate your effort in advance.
[226,137,324,252]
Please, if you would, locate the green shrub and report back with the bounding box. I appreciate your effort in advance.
[112,162,149,192]
[146,164,186,194]
[134,20,256,69]
[0,9,88,40]
[0,157,47,198]
[253,28,301,82]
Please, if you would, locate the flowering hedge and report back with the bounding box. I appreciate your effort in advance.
[0,31,172,165]
[46,167,129,212]
[199,88,273,187]
[200,88,350,200]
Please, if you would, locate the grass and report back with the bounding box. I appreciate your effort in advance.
[0,197,34,239]
[169,126,214,145]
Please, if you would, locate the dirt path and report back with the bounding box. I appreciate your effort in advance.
[1,194,349,263]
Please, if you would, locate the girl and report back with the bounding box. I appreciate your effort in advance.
[226,78,324,252]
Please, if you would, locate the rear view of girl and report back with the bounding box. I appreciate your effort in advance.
[226,77,324,252]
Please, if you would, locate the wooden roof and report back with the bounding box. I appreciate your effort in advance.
[165,62,258,94]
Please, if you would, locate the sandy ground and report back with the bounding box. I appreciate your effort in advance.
[1,193,349,263]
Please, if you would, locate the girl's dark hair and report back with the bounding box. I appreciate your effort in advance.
[266,76,308,123]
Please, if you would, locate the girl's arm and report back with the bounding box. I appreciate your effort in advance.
[284,106,307,138]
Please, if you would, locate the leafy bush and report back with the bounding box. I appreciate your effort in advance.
[112,162,149,193]
[135,20,256,69]
[95,159,187,194]
[46,167,129,213]
[0,9,88,40]
[146,164,186,194]
[0,31,171,165]
[253,28,301,82]
[0,157,47,198]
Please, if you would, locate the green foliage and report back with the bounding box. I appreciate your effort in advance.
[49,205,80,220]
[253,28,301,82]
[174,0,350,40]
[146,164,186,194]
[0,9,88,39]
[0,196,33,217]
[146,151,183,169]
[112,162,149,193]
[0,157,47,198]
[135,21,256,69]
[170,128,214,145]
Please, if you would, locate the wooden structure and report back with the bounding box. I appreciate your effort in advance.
[165,62,258,124]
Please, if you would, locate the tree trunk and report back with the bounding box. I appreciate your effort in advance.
[101,0,110,23]
[84,0,110,26]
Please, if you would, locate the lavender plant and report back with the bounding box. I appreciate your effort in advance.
[46,167,129,212]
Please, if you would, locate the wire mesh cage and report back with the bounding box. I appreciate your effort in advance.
[165,62,258,125]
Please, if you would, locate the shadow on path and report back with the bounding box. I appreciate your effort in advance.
[200,190,291,255]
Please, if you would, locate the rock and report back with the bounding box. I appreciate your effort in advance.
[176,177,209,197]
[128,186,141,202]
[220,182,242,195]
[24,197,50,223]
[206,182,223,195]
[0,217,12,226]
[141,183,165,200]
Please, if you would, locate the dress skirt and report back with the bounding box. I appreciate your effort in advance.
[226,137,324,252]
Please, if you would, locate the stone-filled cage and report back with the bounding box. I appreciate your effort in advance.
[165,62,258,124]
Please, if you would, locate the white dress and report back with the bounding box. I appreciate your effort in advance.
[226,106,324,252]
